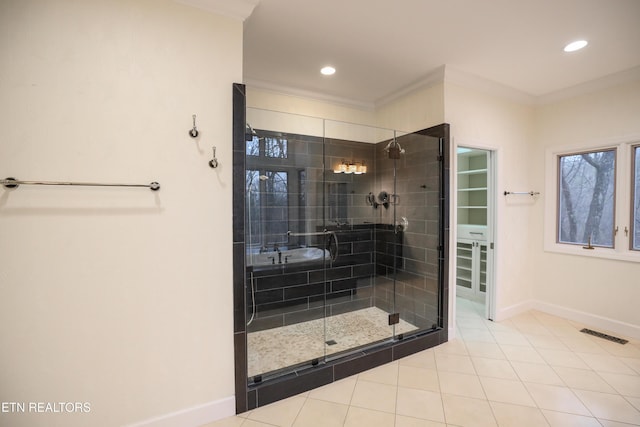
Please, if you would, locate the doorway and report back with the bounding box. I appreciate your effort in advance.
[456,146,495,321]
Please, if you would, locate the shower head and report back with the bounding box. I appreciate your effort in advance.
[246,122,259,141]
[246,122,266,142]
[384,139,405,159]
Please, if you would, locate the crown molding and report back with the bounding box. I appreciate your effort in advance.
[174,0,259,21]
[536,66,640,105]
[245,64,640,112]
[244,78,377,111]
[374,65,446,108]
[443,66,537,105]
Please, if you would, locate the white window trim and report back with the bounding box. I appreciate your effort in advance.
[544,135,640,263]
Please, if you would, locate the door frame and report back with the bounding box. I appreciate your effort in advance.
[452,140,498,328]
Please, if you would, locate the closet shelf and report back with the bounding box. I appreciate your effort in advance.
[457,168,487,176]
[458,187,487,192]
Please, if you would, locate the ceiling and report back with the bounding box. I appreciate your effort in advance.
[242,0,640,106]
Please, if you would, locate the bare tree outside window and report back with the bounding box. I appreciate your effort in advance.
[247,136,260,156]
[247,135,288,158]
[558,150,616,247]
[246,169,289,248]
[265,137,288,158]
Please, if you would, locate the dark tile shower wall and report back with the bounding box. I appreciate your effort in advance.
[372,133,441,330]
[324,138,376,226]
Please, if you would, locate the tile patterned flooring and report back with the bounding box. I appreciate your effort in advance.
[205,298,640,426]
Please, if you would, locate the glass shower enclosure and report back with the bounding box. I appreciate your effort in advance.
[244,107,443,382]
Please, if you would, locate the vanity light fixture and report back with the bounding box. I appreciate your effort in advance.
[333,160,366,174]
[321,66,336,76]
[564,40,588,52]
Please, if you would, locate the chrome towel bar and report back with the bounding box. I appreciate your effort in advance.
[1,177,160,191]
[503,191,539,196]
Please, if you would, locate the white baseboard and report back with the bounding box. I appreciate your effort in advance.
[125,396,235,427]
[448,326,456,340]
[532,301,640,340]
[493,300,534,322]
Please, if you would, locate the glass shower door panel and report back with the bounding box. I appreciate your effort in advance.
[323,120,395,357]
[391,131,442,334]
[245,108,328,379]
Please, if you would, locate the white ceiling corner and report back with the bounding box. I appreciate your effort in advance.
[243,0,640,107]
[175,0,259,21]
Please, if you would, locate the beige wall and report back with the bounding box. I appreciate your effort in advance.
[444,82,537,320]
[532,80,640,330]
[0,1,241,426]
[375,83,445,133]
[247,88,377,126]
[248,82,445,135]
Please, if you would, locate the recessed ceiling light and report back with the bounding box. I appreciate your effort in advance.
[564,40,588,52]
[320,66,336,76]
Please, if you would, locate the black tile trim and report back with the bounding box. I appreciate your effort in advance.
[246,328,448,406]
[255,366,334,407]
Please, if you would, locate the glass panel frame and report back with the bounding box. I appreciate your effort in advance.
[245,108,443,381]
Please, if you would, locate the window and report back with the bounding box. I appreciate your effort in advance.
[247,137,260,157]
[265,137,288,158]
[545,140,640,261]
[632,145,640,250]
[245,131,291,250]
[558,149,616,247]
[246,169,289,247]
[246,135,288,158]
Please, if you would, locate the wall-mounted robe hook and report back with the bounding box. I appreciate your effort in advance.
[209,146,219,168]
[189,114,199,138]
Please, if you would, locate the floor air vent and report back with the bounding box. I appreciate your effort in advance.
[325,340,337,346]
[580,328,628,345]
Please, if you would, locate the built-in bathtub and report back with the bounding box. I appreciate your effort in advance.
[244,225,402,333]
[247,247,330,267]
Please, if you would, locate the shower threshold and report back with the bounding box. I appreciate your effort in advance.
[247,306,417,378]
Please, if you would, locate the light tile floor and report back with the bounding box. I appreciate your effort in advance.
[203,298,640,426]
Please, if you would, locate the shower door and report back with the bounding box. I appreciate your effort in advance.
[322,121,397,356]
[245,109,328,380]
[245,108,442,381]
